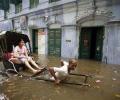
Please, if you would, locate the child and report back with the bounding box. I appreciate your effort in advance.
[49,59,77,84]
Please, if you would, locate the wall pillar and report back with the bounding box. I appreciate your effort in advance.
[103,22,120,65]
[61,25,78,58]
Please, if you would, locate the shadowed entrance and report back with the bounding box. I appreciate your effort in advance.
[79,27,104,61]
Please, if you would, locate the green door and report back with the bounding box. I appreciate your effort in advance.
[32,29,38,53]
[79,27,104,61]
[95,28,104,61]
[79,28,91,59]
[48,29,61,56]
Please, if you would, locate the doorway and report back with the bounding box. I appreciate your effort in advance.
[79,27,104,61]
[32,29,38,53]
[48,29,61,56]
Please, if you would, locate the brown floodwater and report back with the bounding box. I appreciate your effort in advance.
[0,55,120,100]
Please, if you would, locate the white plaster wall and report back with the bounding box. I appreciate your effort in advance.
[28,16,46,28]
[22,0,30,13]
[61,26,77,58]
[28,15,47,55]
[0,10,4,21]
[61,3,77,58]
[8,4,15,18]
[38,35,46,54]
[103,24,120,65]
[63,12,76,25]
[112,5,120,21]
[81,20,106,27]
[63,4,76,25]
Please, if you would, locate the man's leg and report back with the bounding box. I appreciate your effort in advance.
[49,68,60,84]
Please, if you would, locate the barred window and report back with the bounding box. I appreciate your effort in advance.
[30,0,39,9]
[15,3,22,13]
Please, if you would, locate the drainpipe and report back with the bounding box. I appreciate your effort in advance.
[76,0,79,59]
[75,0,79,27]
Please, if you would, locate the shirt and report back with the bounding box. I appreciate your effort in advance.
[53,61,69,80]
[14,46,27,57]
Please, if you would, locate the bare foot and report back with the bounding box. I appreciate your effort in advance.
[32,70,43,77]
[33,70,38,74]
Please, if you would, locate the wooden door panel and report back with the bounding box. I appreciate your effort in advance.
[48,29,61,56]
[80,28,91,59]
[95,28,104,60]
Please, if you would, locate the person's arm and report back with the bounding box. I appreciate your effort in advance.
[24,46,29,58]
[13,46,20,58]
[60,60,64,66]
[63,61,68,66]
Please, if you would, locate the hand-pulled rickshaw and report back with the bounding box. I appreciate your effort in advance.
[0,31,91,86]
[0,31,32,74]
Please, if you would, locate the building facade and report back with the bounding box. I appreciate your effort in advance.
[0,0,120,65]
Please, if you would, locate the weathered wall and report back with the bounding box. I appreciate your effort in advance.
[8,4,15,18]
[61,26,77,58]
[103,23,120,65]
[61,3,77,58]
[102,0,120,65]
[0,10,4,21]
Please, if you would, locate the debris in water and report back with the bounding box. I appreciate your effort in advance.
[112,78,116,81]
[95,80,102,83]
[115,94,120,98]
[114,70,117,74]
[0,93,9,100]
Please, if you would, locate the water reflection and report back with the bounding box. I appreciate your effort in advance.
[0,93,9,100]
[0,55,120,100]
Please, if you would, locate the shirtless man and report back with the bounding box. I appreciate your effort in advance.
[49,59,77,84]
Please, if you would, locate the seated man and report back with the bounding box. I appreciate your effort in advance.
[48,59,77,84]
[10,39,43,74]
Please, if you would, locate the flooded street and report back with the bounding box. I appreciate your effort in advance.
[0,55,120,100]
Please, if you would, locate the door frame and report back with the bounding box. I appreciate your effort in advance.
[32,29,38,53]
[79,26,104,61]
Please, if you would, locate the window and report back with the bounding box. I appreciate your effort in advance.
[15,3,22,13]
[49,0,60,3]
[4,10,9,19]
[30,0,39,9]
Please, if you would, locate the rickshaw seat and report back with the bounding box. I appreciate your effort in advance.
[2,53,26,72]
[3,59,26,72]
[0,31,31,73]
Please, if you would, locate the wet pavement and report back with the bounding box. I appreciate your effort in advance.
[0,55,120,100]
